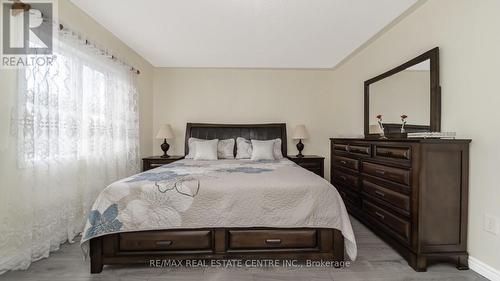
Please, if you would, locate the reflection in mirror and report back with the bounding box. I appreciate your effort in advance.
[369,60,430,131]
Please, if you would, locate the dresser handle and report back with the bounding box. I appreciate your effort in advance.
[346,145,351,152]
[155,240,173,246]
[340,176,347,181]
[374,212,385,220]
[375,170,386,175]
[340,160,347,165]
[374,190,385,197]
[265,238,282,244]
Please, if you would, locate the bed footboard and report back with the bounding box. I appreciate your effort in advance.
[89,227,345,273]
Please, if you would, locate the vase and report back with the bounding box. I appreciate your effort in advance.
[378,121,387,139]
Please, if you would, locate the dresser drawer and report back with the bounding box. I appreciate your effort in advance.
[332,169,359,191]
[338,187,361,207]
[333,143,371,157]
[362,162,410,186]
[119,230,212,251]
[332,156,359,171]
[374,145,411,161]
[348,144,371,156]
[363,201,410,242]
[228,229,317,250]
[333,143,349,153]
[362,179,410,212]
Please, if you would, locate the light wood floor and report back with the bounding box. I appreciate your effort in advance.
[0,217,487,281]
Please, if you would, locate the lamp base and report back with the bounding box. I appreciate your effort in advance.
[296,139,304,158]
[160,139,170,158]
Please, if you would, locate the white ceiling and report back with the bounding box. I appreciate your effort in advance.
[69,0,418,68]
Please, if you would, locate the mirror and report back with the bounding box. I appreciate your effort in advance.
[364,48,441,137]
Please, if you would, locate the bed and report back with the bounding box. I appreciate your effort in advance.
[83,123,356,273]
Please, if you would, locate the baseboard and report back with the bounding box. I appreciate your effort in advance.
[469,256,500,281]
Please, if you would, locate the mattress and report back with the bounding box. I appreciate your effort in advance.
[81,158,357,260]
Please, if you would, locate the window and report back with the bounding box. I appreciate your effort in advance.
[17,38,139,167]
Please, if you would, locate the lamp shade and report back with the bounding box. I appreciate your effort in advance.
[156,124,175,139]
[292,125,309,140]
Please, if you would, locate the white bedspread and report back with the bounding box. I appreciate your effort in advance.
[81,159,357,260]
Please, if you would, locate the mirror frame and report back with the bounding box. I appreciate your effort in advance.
[364,47,441,138]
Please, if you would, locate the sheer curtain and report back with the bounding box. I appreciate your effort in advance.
[0,30,140,273]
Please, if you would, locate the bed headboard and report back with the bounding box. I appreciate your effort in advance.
[185,123,287,156]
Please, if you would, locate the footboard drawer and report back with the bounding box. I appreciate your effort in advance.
[228,229,317,250]
[119,230,212,251]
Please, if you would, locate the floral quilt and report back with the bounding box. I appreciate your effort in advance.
[81,159,357,260]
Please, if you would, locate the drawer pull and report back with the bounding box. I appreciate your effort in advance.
[340,160,347,165]
[155,240,173,246]
[346,145,350,152]
[374,212,385,220]
[340,176,347,181]
[374,190,385,197]
[375,170,386,175]
[265,238,282,244]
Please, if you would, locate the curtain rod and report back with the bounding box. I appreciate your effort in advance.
[58,24,141,75]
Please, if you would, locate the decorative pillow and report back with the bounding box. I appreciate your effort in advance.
[185,137,201,159]
[250,140,275,161]
[218,139,235,159]
[273,138,284,159]
[194,139,219,160]
[236,137,283,160]
[186,137,235,159]
[236,137,252,159]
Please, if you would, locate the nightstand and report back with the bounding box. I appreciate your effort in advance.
[142,156,184,171]
[287,155,325,177]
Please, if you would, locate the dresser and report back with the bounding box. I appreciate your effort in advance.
[287,155,325,177]
[330,138,470,271]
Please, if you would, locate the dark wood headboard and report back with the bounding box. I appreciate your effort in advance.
[185,123,287,156]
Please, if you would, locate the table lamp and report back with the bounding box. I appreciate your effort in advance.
[156,124,175,158]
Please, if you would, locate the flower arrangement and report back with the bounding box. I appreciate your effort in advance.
[401,114,408,133]
[376,114,385,138]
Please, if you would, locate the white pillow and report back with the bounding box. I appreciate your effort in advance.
[186,138,235,159]
[218,139,235,159]
[194,139,219,160]
[185,137,200,159]
[251,140,275,161]
[236,137,283,160]
[273,138,284,159]
[236,137,252,159]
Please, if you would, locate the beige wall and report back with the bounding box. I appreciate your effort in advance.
[153,68,340,177]
[370,70,430,125]
[329,0,500,271]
